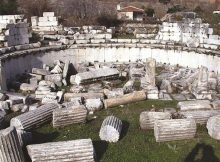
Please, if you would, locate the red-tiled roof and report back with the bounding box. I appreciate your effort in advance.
[119,6,144,13]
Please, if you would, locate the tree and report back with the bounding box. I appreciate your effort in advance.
[145,8,155,17]
[18,0,52,18]
[167,5,184,13]
[194,6,203,13]
[0,0,18,15]
[159,0,171,5]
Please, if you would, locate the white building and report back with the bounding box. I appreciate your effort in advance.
[117,5,144,21]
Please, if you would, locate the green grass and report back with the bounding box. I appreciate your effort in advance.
[31,100,220,162]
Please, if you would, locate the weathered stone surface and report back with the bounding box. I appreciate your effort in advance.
[70,85,85,93]
[62,98,82,108]
[27,139,95,162]
[42,95,58,104]
[154,119,196,142]
[85,98,103,112]
[99,116,122,143]
[32,68,50,76]
[0,101,9,110]
[145,58,156,87]
[159,91,172,100]
[171,94,186,101]
[104,88,124,99]
[177,100,211,111]
[53,106,87,127]
[129,66,145,79]
[64,92,104,101]
[104,91,147,108]
[10,103,58,130]
[207,115,220,140]
[71,68,119,85]
[123,80,134,93]
[45,74,62,85]
[20,83,37,92]
[140,111,171,130]
[179,110,220,125]
[160,80,173,93]
[87,83,103,93]
[164,108,176,113]
[11,103,24,112]
[29,73,43,80]
[0,127,25,162]
[211,100,220,109]
[0,93,7,101]
[62,60,69,78]
[147,87,159,99]
[29,103,39,111]
[51,65,63,74]
[29,77,38,86]
[0,109,6,129]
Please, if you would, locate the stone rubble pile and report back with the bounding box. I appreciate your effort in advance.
[42,25,113,45]
[157,64,220,100]
[156,18,220,49]
[1,56,220,161]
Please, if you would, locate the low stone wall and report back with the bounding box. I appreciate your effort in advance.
[0,43,220,90]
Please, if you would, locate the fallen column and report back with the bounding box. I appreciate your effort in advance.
[140,111,171,130]
[27,139,95,162]
[32,68,50,76]
[53,106,88,128]
[179,110,220,125]
[64,92,104,101]
[0,109,6,129]
[104,91,147,108]
[207,115,220,140]
[0,127,25,162]
[154,119,196,142]
[70,68,119,85]
[99,116,122,143]
[10,103,59,130]
[177,100,212,111]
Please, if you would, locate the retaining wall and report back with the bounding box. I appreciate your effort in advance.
[0,44,220,90]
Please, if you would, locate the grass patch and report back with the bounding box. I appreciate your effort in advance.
[31,100,220,162]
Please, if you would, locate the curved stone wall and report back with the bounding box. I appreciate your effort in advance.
[0,44,220,90]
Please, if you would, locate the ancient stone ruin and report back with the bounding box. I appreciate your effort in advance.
[0,10,220,161]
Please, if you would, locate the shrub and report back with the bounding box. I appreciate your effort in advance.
[145,8,155,17]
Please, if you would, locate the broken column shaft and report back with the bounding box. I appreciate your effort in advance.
[154,119,196,142]
[0,127,25,162]
[27,138,95,162]
[104,91,147,108]
[10,103,59,130]
[140,111,171,130]
[99,116,122,143]
[179,110,220,125]
[53,106,88,128]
